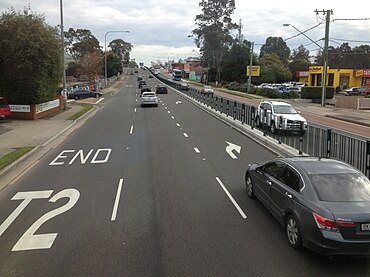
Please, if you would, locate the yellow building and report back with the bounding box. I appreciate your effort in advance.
[303,66,369,89]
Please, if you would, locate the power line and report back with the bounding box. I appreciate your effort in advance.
[284,22,323,42]
[330,38,370,44]
[334,18,370,21]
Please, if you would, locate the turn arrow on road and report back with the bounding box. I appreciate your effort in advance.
[225,141,241,159]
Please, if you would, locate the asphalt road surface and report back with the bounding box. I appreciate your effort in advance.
[0,70,369,276]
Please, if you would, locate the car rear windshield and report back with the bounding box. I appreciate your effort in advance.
[0,99,8,107]
[143,93,155,97]
[310,173,370,202]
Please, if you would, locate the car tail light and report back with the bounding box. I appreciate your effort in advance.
[313,213,355,232]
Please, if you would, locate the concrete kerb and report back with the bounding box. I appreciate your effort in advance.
[170,86,306,158]
[0,104,99,179]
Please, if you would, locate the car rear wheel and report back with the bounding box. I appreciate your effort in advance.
[286,215,302,249]
[94,93,98,98]
[74,95,79,100]
[245,174,255,199]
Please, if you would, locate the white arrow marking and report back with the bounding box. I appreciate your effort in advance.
[225,141,241,159]
[176,101,182,104]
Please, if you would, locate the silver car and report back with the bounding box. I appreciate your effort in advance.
[141,92,158,107]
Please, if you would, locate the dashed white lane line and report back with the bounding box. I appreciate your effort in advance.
[135,99,138,102]
[134,108,137,113]
[167,111,171,114]
[165,107,167,109]
[183,133,188,138]
[130,125,134,134]
[171,116,175,120]
[215,177,247,219]
[194,147,200,153]
[176,123,180,127]
[111,178,124,221]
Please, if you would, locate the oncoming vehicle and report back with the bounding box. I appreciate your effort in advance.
[172,69,182,81]
[201,85,214,96]
[255,101,308,135]
[180,82,189,90]
[141,92,158,107]
[68,89,102,100]
[0,97,11,119]
[245,156,370,256]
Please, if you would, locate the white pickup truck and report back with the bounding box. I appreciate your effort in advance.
[255,101,308,135]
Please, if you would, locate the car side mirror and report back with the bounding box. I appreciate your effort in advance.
[256,166,263,174]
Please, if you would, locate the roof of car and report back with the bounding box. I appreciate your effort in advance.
[142,92,156,96]
[277,157,359,175]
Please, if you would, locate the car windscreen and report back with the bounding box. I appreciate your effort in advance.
[310,173,370,202]
[273,105,297,114]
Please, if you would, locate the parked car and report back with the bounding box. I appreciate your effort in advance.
[345,87,360,94]
[360,87,370,95]
[138,80,147,88]
[245,156,370,256]
[141,92,158,107]
[0,96,11,120]
[179,82,190,90]
[137,76,143,81]
[156,84,168,94]
[148,74,154,78]
[201,85,214,96]
[68,89,102,100]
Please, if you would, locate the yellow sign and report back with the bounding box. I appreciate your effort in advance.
[246,66,260,76]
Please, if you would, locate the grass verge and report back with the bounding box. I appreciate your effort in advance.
[67,103,93,121]
[0,147,34,171]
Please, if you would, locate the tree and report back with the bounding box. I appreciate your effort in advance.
[259,53,292,83]
[260,37,291,64]
[289,45,311,80]
[192,0,238,82]
[0,8,62,104]
[106,52,123,78]
[64,28,101,61]
[221,40,254,83]
[79,52,103,81]
[108,39,133,65]
[66,61,82,78]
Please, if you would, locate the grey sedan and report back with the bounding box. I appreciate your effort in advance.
[245,156,370,256]
[141,92,158,107]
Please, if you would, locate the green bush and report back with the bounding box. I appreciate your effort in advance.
[256,87,281,98]
[301,86,334,99]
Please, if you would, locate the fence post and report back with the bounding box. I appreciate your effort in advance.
[241,104,245,125]
[233,102,237,120]
[220,98,223,114]
[226,100,229,116]
[327,129,332,157]
[366,141,370,179]
[251,106,255,130]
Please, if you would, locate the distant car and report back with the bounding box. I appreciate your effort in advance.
[360,87,370,95]
[245,156,370,256]
[68,89,102,100]
[0,96,11,119]
[130,71,134,75]
[287,86,301,93]
[148,74,154,78]
[201,85,214,96]
[156,84,168,94]
[138,80,147,88]
[140,86,152,96]
[137,76,143,81]
[141,92,158,107]
[134,69,138,73]
[179,82,190,90]
[345,87,360,94]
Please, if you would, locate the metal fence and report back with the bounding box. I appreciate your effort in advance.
[154,73,370,178]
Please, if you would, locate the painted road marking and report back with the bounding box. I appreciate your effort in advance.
[167,111,171,114]
[176,123,181,127]
[111,179,124,221]
[171,116,175,120]
[134,108,137,113]
[183,133,188,138]
[194,147,200,153]
[130,125,134,135]
[216,177,247,219]
[96,97,104,104]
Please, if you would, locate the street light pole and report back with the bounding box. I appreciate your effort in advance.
[320,11,332,107]
[60,0,67,110]
[247,42,254,94]
[104,30,130,86]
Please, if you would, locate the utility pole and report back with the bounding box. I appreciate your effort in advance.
[238,19,243,43]
[247,42,254,94]
[315,9,333,107]
[60,0,67,110]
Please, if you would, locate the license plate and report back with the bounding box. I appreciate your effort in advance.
[361,223,370,231]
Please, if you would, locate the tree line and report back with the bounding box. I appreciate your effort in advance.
[192,0,370,85]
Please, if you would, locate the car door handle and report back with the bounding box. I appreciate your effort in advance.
[285,192,292,199]
[267,180,272,186]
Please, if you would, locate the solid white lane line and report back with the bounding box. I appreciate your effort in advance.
[176,123,181,127]
[130,125,134,134]
[111,179,124,221]
[194,147,200,153]
[183,133,188,138]
[215,177,247,219]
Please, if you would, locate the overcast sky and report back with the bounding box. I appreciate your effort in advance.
[2,0,370,65]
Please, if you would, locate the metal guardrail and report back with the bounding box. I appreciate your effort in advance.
[152,71,370,178]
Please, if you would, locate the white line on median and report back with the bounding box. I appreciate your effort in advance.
[130,125,134,134]
[96,97,104,104]
[183,133,188,138]
[215,177,247,219]
[194,147,200,153]
[111,178,124,221]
